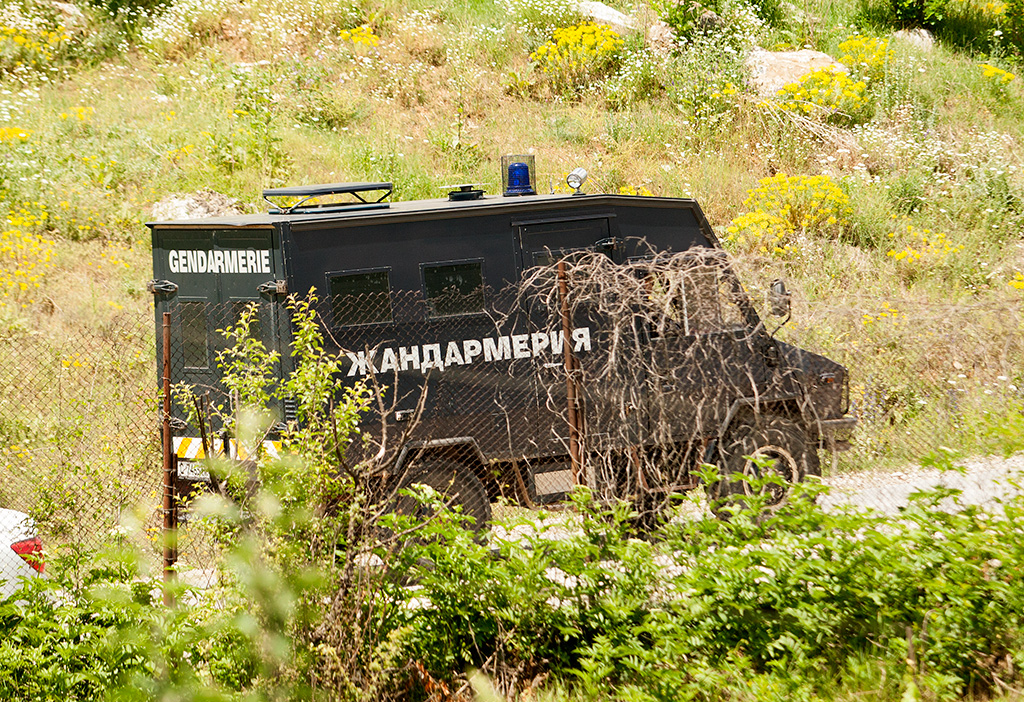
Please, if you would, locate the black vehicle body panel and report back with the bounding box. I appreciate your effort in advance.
[149,191,851,494]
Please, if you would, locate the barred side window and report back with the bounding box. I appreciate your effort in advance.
[682,267,747,335]
[682,267,722,335]
[329,269,393,327]
[422,261,485,318]
[646,261,749,337]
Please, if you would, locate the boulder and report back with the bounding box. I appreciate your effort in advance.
[151,190,246,221]
[892,28,935,51]
[744,48,847,97]
[577,1,637,34]
[698,10,724,32]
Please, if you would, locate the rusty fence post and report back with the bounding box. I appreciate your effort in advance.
[558,261,583,485]
[162,311,177,606]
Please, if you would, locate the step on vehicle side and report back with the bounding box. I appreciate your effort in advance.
[148,161,856,526]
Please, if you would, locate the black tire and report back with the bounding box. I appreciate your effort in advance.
[709,416,819,513]
[394,459,491,531]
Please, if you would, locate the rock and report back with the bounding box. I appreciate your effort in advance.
[892,28,935,51]
[744,48,847,97]
[698,10,724,32]
[151,190,246,221]
[646,19,676,55]
[577,0,637,34]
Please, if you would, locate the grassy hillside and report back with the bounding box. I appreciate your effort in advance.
[2,3,1024,699]
[1,0,1023,475]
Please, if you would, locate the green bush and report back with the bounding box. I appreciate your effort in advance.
[0,543,260,701]
[389,469,1024,700]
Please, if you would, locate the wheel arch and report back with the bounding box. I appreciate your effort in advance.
[395,437,489,481]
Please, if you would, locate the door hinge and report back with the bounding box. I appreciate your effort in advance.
[257,280,288,295]
[146,279,178,295]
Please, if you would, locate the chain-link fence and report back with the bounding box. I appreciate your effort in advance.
[1,258,1022,573]
[0,313,159,565]
[158,253,1024,557]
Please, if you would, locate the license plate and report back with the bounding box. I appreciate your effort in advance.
[177,460,210,482]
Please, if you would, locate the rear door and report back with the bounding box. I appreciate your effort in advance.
[154,226,280,424]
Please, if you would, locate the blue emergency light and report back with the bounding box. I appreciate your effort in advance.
[501,154,536,196]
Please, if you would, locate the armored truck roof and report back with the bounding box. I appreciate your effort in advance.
[147,191,719,245]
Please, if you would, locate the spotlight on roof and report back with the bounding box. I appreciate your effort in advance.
[566,167,588,196]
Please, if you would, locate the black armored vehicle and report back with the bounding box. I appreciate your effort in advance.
[149,165,855,524]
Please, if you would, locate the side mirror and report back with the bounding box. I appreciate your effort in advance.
[769,279,791,318]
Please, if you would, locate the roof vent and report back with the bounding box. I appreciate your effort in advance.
[263,182,393,214]
[447,184,485,202]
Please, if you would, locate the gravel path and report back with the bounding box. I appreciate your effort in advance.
[819,451,1024,514]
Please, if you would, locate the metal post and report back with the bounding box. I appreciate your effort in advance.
[559,261,582,485]
[162,312,177,606]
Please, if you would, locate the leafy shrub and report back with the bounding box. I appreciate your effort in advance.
[855,0,1023,54]
[980,61,1016,101]
[724,173,852,256]
[0,24,67,76]
[661,0,768,46]
[531,22,624,96]
[385,470,1024,700]
[838,34,893,82]
[0,543,261,701]
[660,0,782,39]
[666,23,750,137]
[0,204,55,307]
[775,67,874,125]
[0,2,70,80]
[748,0,786,26]
[338,22,380,58]
[659,0,721,41]
[204,68,291,180]
[1008,0,1024,53]
[723,209,797,256]
[87,0,164,19]
[886,219,963,284]
[889,0,949,27]
[602,47,666,108]
[339,23,379,48]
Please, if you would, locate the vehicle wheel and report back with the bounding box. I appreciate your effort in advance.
[708,416,819,513]
[394,459,491,531]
